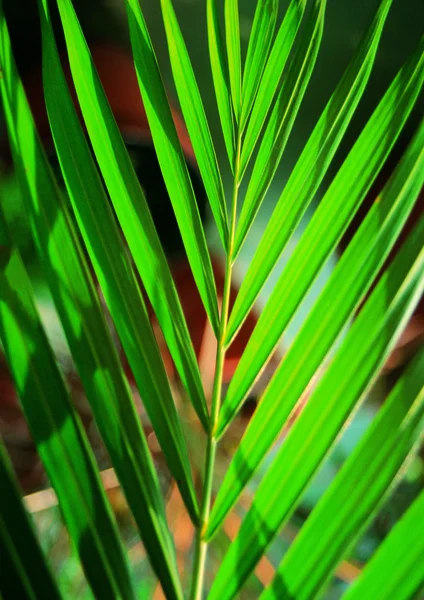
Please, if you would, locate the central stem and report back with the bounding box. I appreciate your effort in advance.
[190,136,241,599]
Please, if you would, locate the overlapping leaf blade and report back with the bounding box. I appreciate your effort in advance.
[209,216,424,599]
[160,0,229,250]
[225,0,242,122]
[207,119,424,535]
[229,0,400,339]
[123,0,219,334]
[240,0,279,131]
[53,0,209,430]
[235,0,326,252]
[0,438,62,600]
[239,0,306,177]
[37,1,196,594]
[221,37,424,431]
[0,242,135,600]
[344,490,424,600]
[262,348,424,599]
[207,0,235,170]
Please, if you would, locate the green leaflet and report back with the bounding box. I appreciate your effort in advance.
[0,439,62,600]
[262,349,424,599]
[229,0,398,340]
[124,0,219,334]
[207,119,424,536]
[235,0,326,253]
[207,0,236,170]
[209,216,424,600]
[160,0,229,250]
[344,490,424,600]
[38,1,193,594]
[52,0,209,426]
[225,0,242,122]
[0,242,135,600]
[221,35,424,430]
[239,0,306,177]
[240,0,279,132]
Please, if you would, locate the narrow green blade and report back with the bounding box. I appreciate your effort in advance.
[229,0,405,342]
[223,37,424,419]
[0,243,135,600]
[124,0,219,334]
[225,0,242,122]
[208,219,424,599]
[262,349,424,599]
[207,120,424,534]
[239,0,306,176]
[235,0,326,252]
[0,439,62,600]
[207,0,236,170]
[240,0,279,132]
[37,1,194,594]
[344,490,424,600]
[51,0,209,424]
[160,0,229,250]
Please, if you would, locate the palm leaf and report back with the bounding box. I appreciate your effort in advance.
[207,0,236,169]
[0,241,135,599]
[225,0,242,122]
[124,0,219,334]
[207,119,424,535]
[239,0,307,176]
[209,216,424,599]
[262,348,424,599]
[344,490,424,600]
[235,0,326,251]
[222,37,424,429]
[240,0,279,131]
[160,0,229,250]
[229,0,404,339]
[0,439,62,600]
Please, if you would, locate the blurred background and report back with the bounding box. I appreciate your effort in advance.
[0,0,423,597]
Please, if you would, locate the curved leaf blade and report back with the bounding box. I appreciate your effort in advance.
[239,0,306,176]
[0,244,135,600]
[160,0,229,250]
[229,0,398,341]
[52,0,210,432]
[235,0,326,254]
[208,119,424,535]
[262,349,424,599]
[0,439,62,600]
[222,36,424,428]
[207,0,235,170]
[209,218,424,599]
[37,1,194,593]
[225,0,242,122]
[124,0,219,333]
[240,0,279,131]
[344,490,424,600]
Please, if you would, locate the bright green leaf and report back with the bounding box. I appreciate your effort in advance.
[160,0,229,250]
[208,119,424,534]
[209,217,424,599]
[225,0,242,122]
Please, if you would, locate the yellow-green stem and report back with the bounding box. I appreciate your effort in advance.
[190,136,241,599]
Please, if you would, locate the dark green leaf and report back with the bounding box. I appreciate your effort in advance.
[0,438,62,600]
